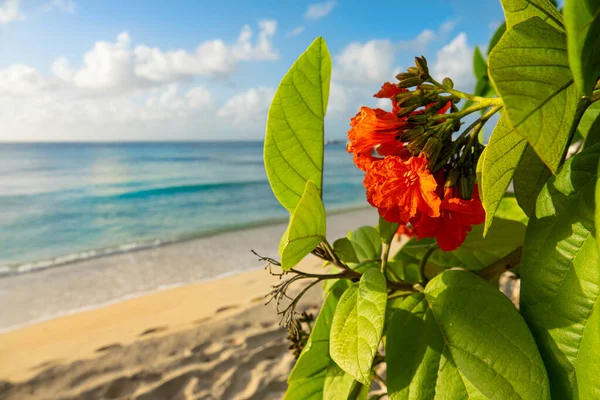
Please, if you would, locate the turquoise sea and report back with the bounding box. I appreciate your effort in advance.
[0,142,367,275]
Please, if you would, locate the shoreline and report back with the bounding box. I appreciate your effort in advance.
[0,257,325,399]
[0,207,378,333]
[0,204,369,277]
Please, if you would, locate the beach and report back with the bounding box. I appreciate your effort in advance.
[0,208,378,399]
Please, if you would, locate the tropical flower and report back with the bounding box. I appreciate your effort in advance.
[363,155,441,223]
[412,186,485,251]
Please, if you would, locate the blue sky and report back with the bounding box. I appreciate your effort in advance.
[0,0,505,141]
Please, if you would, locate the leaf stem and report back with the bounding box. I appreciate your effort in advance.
[476,247,522,282]
[559,97,593,169]
[381,242,391,275]
[418,245,436,284]
[428,76,503,106]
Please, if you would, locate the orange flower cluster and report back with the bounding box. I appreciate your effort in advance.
[347,83,485,251]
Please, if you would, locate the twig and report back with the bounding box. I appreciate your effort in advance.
[476,247,523,282]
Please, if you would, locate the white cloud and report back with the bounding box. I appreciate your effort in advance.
[305,1,336,20]
[333,39,396,84]
[36,21,278,94]
[0,0,23,23]
[431,33,475,91]
[217,87,275,125]
[0,65,57,96]
[440,18,460,34]
[42,0,76,13]
[287,26,305,37]
[398,29,436,53]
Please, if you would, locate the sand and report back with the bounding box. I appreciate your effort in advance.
[0,208,378,399]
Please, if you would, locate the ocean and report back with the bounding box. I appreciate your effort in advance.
[0,142,367,275]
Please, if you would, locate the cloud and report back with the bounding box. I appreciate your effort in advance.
[217,87,275,125]
[305,1,336,20]
[333,39,396,84]
[440,18,460,34]
[398,29,436,53]
[42,0,76,13]
[0,0,23,23]
[431,33,475,91]
[0,65,57,96]
[286,26,305,37]
[33,21,278,94]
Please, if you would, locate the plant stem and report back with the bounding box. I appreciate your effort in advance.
[322,240,352,274]
[418,246,437,284]
[381,242,391,275]
[559,96,593,169]
[476,247,523,282]
[428,76,503,106]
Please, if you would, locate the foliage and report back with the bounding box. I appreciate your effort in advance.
[262,2,600,397]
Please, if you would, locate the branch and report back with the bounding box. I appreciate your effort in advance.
[476,247,523,282]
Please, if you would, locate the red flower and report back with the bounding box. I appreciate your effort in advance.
[412,186,485,251]
[347,106,408,168]
[364,155,441,223]
[374,82,407,114]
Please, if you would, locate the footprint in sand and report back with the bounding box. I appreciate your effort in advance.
[29,359,61,371]
[138,326,168,337]
[215,304,240,314]
[95,343,123,353]
[103,376,139,399]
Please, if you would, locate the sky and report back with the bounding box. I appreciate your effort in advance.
[0,0,506,142]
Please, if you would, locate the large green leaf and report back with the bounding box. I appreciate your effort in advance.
[521,144,600,399]
[489,17,578,173]
[332,237,359,264]
[579,101,600,139]
[349,226,382,261]
[285,281,348,400]
[281,180,326,270]
[386,270,550,399]
[513,146,552,218]
[478,113,527,235]
[488,22,507,55]
[264,37,332,212]
[323,362,361,400]
[564,0,600,96]
[500,0,564,30]
[330,268,387,385]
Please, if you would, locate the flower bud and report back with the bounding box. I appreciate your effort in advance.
[396,72,418,81]
[402,126,426,142]
[445,169,460,189]
[458,175,473,200]
[417,84,438,92]
[422,137,442,169]
[407,114,428,125]
[394,91,414,102]
[397,76,424,89]
[415,56,429,78]
[396,104,420,118]
[407,67,419,75]
[398,95,423,107]
[406,134,429,155]
[442,77,454,89]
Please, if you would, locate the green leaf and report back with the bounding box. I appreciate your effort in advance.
[333,237,359,263]
[494,195,528,224]
[473,46,487,80]
[500,0,564,30]
[349,226,382,261]
[478,113,527,235]
[564,0,600,96]
[377,216,399,245]
[489,17,578,173]
[264,37,332,212]
[513,146,552,217]
[488,22,507,55]
[386,270,550,400]
[330,268,387,385]
[521,143,600,399]
[581,102,600,149]
[281,180,326,270]
[285,281,348,400]
[323,362,361,400]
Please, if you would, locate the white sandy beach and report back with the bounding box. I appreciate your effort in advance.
[0,208,378,399]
